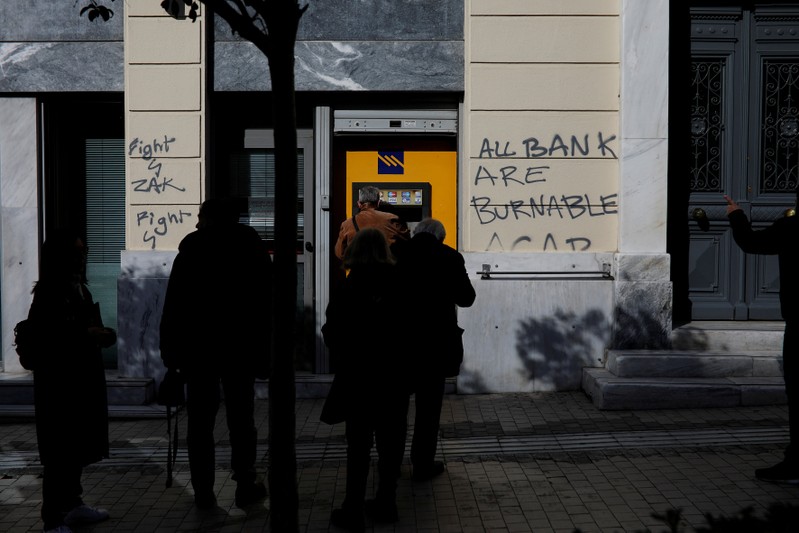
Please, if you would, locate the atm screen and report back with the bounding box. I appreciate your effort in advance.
[381,187,424,207]
[352,182,432,228]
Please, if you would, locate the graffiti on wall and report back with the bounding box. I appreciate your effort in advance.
[128,136,186,195]
[470,132,619,252]
[128,134,195,249]
[134,208,193,250]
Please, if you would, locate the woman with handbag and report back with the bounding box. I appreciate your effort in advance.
[28,230,116,533]
[321,228,411,532]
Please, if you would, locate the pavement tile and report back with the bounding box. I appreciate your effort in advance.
[3,392,799,531]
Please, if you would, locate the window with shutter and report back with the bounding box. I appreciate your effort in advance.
[85,138,125,368]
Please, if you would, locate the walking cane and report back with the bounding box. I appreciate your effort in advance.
[159,368,185,488]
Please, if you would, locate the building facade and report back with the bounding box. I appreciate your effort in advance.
[1,1,796,395]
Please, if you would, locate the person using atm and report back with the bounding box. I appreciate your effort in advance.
[334,185,409,260]
[398,218,476,481]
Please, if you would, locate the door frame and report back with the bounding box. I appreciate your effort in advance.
[243,127,316,367]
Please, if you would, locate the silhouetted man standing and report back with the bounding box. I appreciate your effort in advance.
[160,197,272,508]
[398,218,475,481]
[726,192,798,482]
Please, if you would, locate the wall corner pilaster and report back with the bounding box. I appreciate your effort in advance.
[612,253,673,350]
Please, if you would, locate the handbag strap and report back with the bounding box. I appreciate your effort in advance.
[352,214,360,232]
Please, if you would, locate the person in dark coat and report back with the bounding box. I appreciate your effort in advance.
[29,230,116,533]
[397,218,476,482]
[726,192,798,482]
[159,197,272,509]
[322,228,411,532]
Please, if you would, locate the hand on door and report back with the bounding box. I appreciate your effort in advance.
[723,195,742,216]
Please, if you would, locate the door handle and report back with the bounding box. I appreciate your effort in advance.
[692,208,710,231]
[305,241,314,253]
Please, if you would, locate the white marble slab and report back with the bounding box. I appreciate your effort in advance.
[0,98,38,374]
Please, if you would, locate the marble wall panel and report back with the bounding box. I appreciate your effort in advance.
[618,138,668,252]
[614,253,670,282]
[214,41,463,92]
[213,0,463,41]
[0,0,123,41]
[0,42,123,92]
[463,252,615,277]
[621,0,668,139]
[0,98,38,373]
[116,251,176,382]
[458,278,614,393]
[117,277,169,383]
[613,279,673,350]
[618,0,669,254]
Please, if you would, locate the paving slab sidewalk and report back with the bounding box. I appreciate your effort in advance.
[1,391,798,532]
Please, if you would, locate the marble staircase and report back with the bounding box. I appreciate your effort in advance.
[582,321,787,410]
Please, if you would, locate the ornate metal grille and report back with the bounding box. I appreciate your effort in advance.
[690,59,725,192]
[761,60,799,194]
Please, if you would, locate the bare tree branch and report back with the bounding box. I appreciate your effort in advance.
[208,0,271,56]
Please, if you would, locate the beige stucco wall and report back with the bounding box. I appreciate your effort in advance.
[464,0,620,253]
[124,3,205,251]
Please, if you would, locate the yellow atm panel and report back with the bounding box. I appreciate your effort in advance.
[345,150,458,248]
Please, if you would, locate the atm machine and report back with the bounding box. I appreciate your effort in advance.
[319,110,459,372]
[341,147,458,249]
[351,181,432,234]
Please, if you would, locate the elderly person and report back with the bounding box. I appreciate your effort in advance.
[334,185,410,260]
[398,218,476,481]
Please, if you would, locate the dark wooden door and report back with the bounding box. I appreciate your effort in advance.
[688,3,799,320]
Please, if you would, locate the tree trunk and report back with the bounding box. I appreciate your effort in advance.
[266,3,300,531]
[166,1,305,529]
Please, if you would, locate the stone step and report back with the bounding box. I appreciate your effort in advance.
[256,373,334,400]
[0,373,155,406]
[0,404,167,420]
[671,321,785,351]
[607,350,782,379]
[0,371,458,414]
[255,374,457,399]
[582,367,787,410]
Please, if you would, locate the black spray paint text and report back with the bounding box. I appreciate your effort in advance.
[471,193,618,225]
[136,209,193,249]
[474,165,549,187]
[129,135,186,195]
[485,232,592,252]
[479,132,618,160]
[128,136,176,160]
